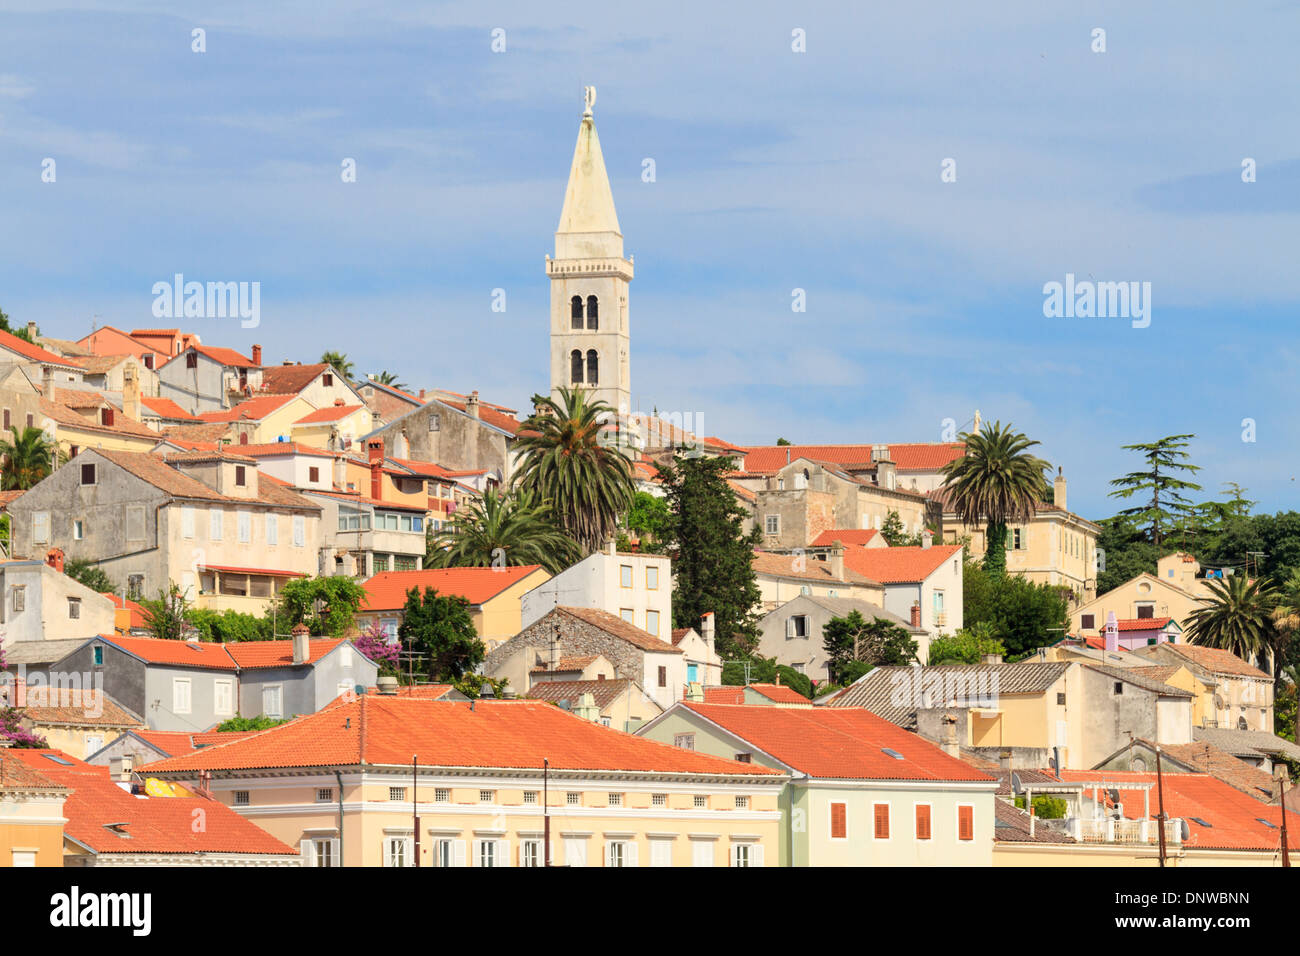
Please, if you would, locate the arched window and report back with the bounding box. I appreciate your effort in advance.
[586,350,599,385]
[570,295,583,329]
[570,349,584,384]
[586,295,599,330]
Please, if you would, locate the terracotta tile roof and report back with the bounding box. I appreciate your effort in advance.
[163,450,257,464]
[530,655,599,674]
[742,443,965,473]
[98,634,342,671]
[56,389,108,409]
[131,729,261,757]
[1127,664,1182,684]
[224,638,344,669]
[726,479,755,502]
[680,703,996,782]
[1140,739,1282,804]
[2,749,297,856]
[258,363,330,394]
[751,550,880,587]
[702,683,809,705]
[556,606,682,654]
[825,662,1072,727]
[36,336,95,358]
[365,684,458,699]
[526,678,640,711]
[197,393,298,423]
[142,696,781,777]
[39,398,158,439]
[0,489,26,508]
[160,423,233,444]
[198,563,308,578]
[1153,644,1272,680]
[437,399,523,436]
[0,753,68,793]
[670,628,691,645]
[231,441,334,458]
[702,436,749,453]
[840,544,962,584]
[88,449,318,511]
[295,404,364,424]
[1058,770,1293,852]
[1102,617,1174,631]
[359,566,545,611]
[303,488,426,511]
[140,396,202,421]
[18,691,144,728]
[0,327,84,367]
[162,344,257,369]
[1192,728,1300,762]
[811,529,882,547]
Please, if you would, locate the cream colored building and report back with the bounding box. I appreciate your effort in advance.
[521,545,671,640]
[0,752,69,867]
[936,471,1100,604]
[752,549,885,612]
[1071,553,1217,635]
[144,694,784,867]
[639,702,998,866]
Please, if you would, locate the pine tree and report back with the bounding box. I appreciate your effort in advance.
[1108,434,1202,545]
[658,453,762,658]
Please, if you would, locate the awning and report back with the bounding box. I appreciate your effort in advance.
[199,565,307,578]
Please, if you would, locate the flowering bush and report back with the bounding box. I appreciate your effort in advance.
[355,621,399,674]
[0,642,49,748]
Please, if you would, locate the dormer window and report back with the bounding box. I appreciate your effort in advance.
[235,465,246,487]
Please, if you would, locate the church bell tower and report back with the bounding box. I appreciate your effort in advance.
[547,87,632,417]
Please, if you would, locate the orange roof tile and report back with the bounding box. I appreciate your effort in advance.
[140,396,202,421]
[162,344,257,369]
[99,634,342,670]
[295,404,364,424]
[701,683,808,705]
[680,703,996,781]
[1058,770,1293,852]
[556,606,682,653]
[196,393,298,423]
[751,550,880,587]
[360,566,545,611]
[841,544,962,584]
[1154,644,1272,680]
[742,443,965,473]
[141,696,780,776]
[224,638,344,669]
[0,327,84,367]
[258,363,331,394]
[2,749,296,856]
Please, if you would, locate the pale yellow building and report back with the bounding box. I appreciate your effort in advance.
[1070,553,1215,636]
[143,694,784,867]
[0,751,69,867]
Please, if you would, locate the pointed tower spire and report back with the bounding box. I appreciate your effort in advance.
[556,86,622,259]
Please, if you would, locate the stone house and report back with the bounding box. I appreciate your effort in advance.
[755,594,926,684]
[157,344,262,414]
[482,605,685,710]
[361,391,519,480]
[6,448,321,613]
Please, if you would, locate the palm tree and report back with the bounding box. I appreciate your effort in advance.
[939,421,1051,575]
[369,370,406,390]
[1185,574,1278,675]
[512,388,635,555]
[426,487,580,574]
[1270,567,1300,644]
[0,425,57,490]
[320,351,354,381]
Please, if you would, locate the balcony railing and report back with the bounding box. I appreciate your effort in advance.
[1074,817,1183,845]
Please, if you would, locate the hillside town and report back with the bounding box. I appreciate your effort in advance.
[0,94,1295,871]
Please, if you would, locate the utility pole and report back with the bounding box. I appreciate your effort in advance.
[543,758,551,867]
[1278,770,1291,868]
[412,755,420,868]
[1155,746,1168,867]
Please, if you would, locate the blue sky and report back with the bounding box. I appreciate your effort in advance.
[0,2,1297,520]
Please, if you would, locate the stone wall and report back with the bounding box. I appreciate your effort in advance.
[482,609,646,688]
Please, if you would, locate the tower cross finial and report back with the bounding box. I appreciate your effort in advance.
[583,85,596,116]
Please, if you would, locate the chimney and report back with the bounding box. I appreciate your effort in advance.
[573,692,600,722]
[607,539,616,556]
[1104,611,1119,653]
[980,653,1003,665]
[940,713,960,758]
[291,623,310,665]
[376,675,399,695]
[1054,466,1067,511]
[371,411,382,430]
[122,365,140,422]
[26,321,38,341]
[910,601,921,628]
[333,454,347,489]
[418,389,426,401]
[110,754,133,783]
[921,529,933,549]
[700,611,715,653]
[828,540,845,580]
[466,390,480,419]
[251,344,262,366]
[42,365,54,405]
[45,548,65,573]
[367,438,385,500]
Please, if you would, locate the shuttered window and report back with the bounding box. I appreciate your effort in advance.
[873,803,890,839]
[915,804,932,841]
[958,805,974,841]
[830,802,846,839]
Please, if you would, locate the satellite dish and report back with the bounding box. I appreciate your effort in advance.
[1011,772,1022,794]
[1179,819,1191,841]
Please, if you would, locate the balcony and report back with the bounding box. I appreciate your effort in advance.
[1074,816,1184,845]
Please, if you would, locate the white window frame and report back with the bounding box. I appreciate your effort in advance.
[263,684,283,719]
[181,505,195,539]
[213,678,234,717]
[172,677,192,715]
[764,514,780,535]
[383,834,413,867]
[237,510,251,543]
[265,513,278,546]
[293,514,306,547]
[913,801,934,842]
[871,801,892,842]
[210,509,223,541]
[645,609,660,636]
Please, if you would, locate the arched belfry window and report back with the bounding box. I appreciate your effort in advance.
[570,349,584,384]
[586,295,599,330]
[570,295,583,329]
[586,350,599,385]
